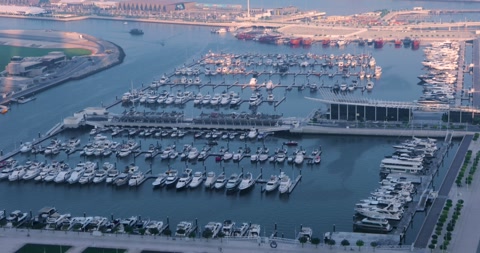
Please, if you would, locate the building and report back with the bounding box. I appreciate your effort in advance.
[115,0,196,12]
[0,5,46,15]
[5,52,66,77]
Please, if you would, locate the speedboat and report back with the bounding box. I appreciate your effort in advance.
[164,170,179,187]
[238,172,255,192]
[247,128,258,139]
[176,169,192,189]
[225,173,243,191]
[204,171,216,188]
[128,171,145,186]
[214,172,227,189]
[222,151,233,161]
[279,175,292,194]
[6,210,28,224]
[187,147,199,160]
[152,172,168,187]
[189,171,204,188]
[294,153,304,165]
[265,175,280,192]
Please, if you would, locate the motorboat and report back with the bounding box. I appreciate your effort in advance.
[175,221,193,237]
[294,153,304,165]
[22,164,42,180]
[214,172,227,189]
[297,227,313,241]
[279,175,292,194]
[189,171,204,188]
[128,171,145,186]
[78,168,96,184]
[233,222,250,237]
[221,220,235,236]
[164,170,179,187]
[19,142,32,153]
[6,210,28,224]
[353,217,393,233]
[204,171,216,188]
[176,169,193,189]
[265,175,280,192]
[222,151,233,161]
[145,220,165,235]
[152,172,168,187]
[114,172,130,187]
[187,147,200,160]
[225,173,243,191]
[92,169,108,183]
[238,172,255,191]
[366,81,374,91]
[68,163,86,184]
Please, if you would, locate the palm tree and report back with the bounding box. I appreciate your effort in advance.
[356,240,364,251]
[341,239,350,250]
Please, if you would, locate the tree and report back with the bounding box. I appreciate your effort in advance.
[311,237,321,248]
[148,227,159,235]
[327,239,336,249]
[341,239,350,250]
[370,241,378,252]
[202,229,213,240]
[356,240,364,251]
[163,228,172,237]
[299,236,308,247]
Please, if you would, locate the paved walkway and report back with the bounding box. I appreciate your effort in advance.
[448,137,480,253]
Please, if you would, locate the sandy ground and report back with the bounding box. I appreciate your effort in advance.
[0,29,101,53]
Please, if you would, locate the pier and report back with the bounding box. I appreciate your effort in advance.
[472,38,480,108]
[414,134,473,248]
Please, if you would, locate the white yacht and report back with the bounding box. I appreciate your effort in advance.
[248,93,262,106]
[128,171,145,186]
[193,93,203,105]
[22,165,41,180]
[355,204,404,221]
[204,222,223,238]
[353,217,393,233]
[366,81,374,91]
[210,93,221,106]
[247,224,261,237]
[105,169,119,184]
[247,128,258,139]
[176,169,193,189]
[19,142,32,153]
[79,169,96,184]
[189,171,204,188]
[220,93,231,105]
[278,175,292,194]
[164,170,179,187]
[297,227,313,241]
[92,170,108,183]
[222,151,233,161]
[238,172,255,191]
[8,166,27,182]
[214,173,227,189]
[230,93,241,106]
[226,173,243,191]
[175,221,193,237]
[187,147,200,160]
[222,220,235,236]
[265,175,280,192]
[380,157,424,175]
[204,171,216,188]
[54,167,72,183]
[68,163,86,184]
[152,172,168,187]
[233,222,250,237]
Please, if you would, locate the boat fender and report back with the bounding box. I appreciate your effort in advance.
[270,241,277,248]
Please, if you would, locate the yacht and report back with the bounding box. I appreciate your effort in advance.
[355,204,404,221]
[145,220,165,235]
[221,220,235,236]
[105,169,119,184]
[248,93,262,106]
[238,172,255,192]
[220,93,231,105]
[380,157,424,175]
[366,81,374,91]
[353,217,393,233]
[54,166,72,183]
[92,169,108,183]
[114,172,130,187]
[22,165,42,180]
[247,128,258,139]
[297,227,313,242]
[230,93,241,106]
[187,147,200,160]
[152,172,168,187]
[79,168,96,184]
[294,153,304,165]
[204,171,216,188]
[265,175,280,192]
[189,171,204,188]
[247,224,261,237]
[222,151,233,161]
[6,210,28,224]
[226,173,243,191]
[8,166,27,182]
[176,169,193,189]
[193,93,203,105]
[214,172,227,189]
[43,166,60,182]
[210,93,221,106]
[233,222,250,237]
[164,170,179,187]
[279,175,292,194]
[0,166,16,180]
[201,94,211,105]
[175,221,193,237]
[204,221,223,238]
[19,142,32,153]
[128,171,146,186]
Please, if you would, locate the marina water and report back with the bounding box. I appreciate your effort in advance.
[0,12,461,242]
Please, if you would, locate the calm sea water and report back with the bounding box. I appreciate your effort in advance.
[0,8,461,241]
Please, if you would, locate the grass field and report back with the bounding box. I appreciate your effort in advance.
[15,243,71,253]
[0,45,91,69]
[82,247,127,253]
